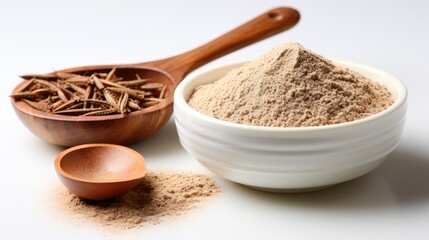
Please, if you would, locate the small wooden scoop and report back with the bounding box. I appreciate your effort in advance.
[54,143,146,200]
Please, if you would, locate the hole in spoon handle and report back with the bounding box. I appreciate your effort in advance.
[268,8,290,20]
[268,12,284,20]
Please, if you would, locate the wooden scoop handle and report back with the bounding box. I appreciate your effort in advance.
[141,7,300,83]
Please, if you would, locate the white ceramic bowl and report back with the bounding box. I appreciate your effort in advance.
[174,60,407,191]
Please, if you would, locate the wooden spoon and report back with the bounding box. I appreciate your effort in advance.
[14,7,300,146]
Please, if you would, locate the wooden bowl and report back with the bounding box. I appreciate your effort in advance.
[11,69,174,147]
[54,143,146,200]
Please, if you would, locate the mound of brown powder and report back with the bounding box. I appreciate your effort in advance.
[188,42,394,127]
[56,171,219,230]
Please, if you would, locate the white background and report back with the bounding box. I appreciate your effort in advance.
[1,0,429,239]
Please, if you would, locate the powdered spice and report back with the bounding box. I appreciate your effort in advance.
[188,42,394,127]
[56,171,219,229]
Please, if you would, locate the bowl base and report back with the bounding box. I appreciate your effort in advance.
[245,184,337,193]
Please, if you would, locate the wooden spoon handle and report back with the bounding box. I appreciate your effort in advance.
[142,7,300,83]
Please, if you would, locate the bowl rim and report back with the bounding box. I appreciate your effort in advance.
[54,143,146,184]
[174,59,408,133]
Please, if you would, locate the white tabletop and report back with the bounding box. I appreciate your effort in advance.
[1,0,429,239]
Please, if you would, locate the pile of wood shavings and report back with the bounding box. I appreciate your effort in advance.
[11,68,167,116]
[56,171,220,230]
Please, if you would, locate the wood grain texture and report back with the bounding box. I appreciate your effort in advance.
[11,7,300,146]
[54,144,146,200]
[140,7,300,82]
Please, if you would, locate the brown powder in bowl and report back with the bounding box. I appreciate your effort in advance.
[188,42,394,127]
[55,171,220,230]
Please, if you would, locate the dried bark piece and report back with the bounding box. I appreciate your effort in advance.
[159,85,167,99]
[119,92,129,114]
[64,75,91,85]
[117,79,149,87]
[128,100,140,110]
[140,82,164,90]
[105,68,116,82]
[83,108,117,116]
[53,99,79,112]
[11,91,43,100]
[106,87,145,100]
[15,78,35,93]
[93,77,118,109]
[68,83,87,95]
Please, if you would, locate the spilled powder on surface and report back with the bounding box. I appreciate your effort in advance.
[55,171,220,230]
[188,42,394,127]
